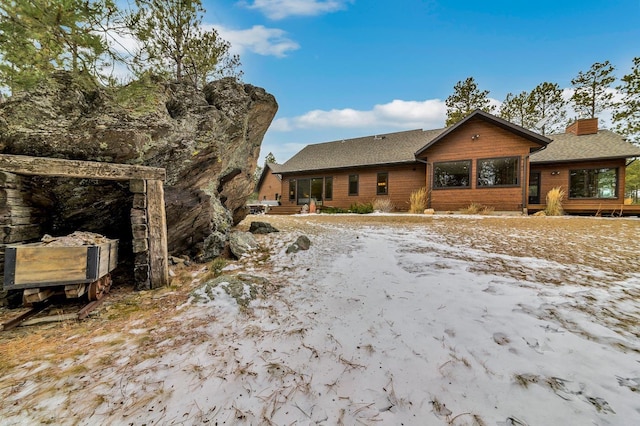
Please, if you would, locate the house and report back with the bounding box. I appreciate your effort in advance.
[256,162,283,203]
[265,110,640,215]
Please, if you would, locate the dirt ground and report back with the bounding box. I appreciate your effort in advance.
[0,213,639,424]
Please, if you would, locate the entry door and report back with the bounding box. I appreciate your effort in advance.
[528,172,541,204]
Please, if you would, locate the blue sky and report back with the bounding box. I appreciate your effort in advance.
[201,0,640,164]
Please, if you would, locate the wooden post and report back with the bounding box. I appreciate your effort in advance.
[146,180,168,288]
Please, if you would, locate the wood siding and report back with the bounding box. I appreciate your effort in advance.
[257,172,282,201]
[417,118,541,211]
[530,159,627,211]
[281,163,426,211]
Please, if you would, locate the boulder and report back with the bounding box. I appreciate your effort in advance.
[286,235,311,254]
[229,231,259,258]
[249,221,280,234]
[0,72,278,262]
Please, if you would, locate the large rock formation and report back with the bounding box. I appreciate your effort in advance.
[0,72,277,261]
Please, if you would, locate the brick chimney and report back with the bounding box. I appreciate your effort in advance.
[566,118,598,136]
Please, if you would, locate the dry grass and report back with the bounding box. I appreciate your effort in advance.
[544,187,565,216]
[409,187,429,213]
[459,202,495,215]
[372,197,394,213]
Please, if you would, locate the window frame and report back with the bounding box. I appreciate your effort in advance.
[348,174,359,196]
[376,172,389,195]
[569,167,618,199]
[433,160,472,189]
[476,156,520,188]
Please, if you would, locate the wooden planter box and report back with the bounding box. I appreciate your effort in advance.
[3,240,118,291]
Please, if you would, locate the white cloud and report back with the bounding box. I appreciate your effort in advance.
[271,98,448,132]
[213,25,299,58]
[238,0,352,20]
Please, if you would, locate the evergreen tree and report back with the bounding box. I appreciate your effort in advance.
[499,91,533,128]
[626,161,640,203]
[264,152,277,164]
[130,0,241,87]
[445,77,494,126]
[0,0,118,93]
[571,60,616,119]
[613,57,640,144]
[529,82,567,135]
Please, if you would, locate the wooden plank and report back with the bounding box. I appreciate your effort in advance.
[98,244,111,278]
[0,205,44,218]
[1,224,42,244]
[132,224,148,240]
[0,154,166,181]
[129,179,147,194]
[130,208,147,225]
[65,283,87,298]
[146,179,168,288]
[132,238,148,253]
[133,193,146,209]
[0,215,41,226]
[23,287,56,304]
[14,246,87,285]
[0,172,25,186]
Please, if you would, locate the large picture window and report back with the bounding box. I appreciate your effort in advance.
[325,177,333,200]
[349,175,359,196]
[570,168,618,199]
[433,160,471,188]
[477,157,519,187]
[377,173,388,195]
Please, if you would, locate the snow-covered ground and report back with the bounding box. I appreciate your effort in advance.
[1,215,639,425]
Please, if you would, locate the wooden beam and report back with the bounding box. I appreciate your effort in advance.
[0,154,165,181]
[146,179,169,288]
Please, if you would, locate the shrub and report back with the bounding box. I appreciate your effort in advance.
[373,197,394,213]
[349,202,374,214]
[544,187,565,216]
[460,202,494,215]
[409,187,429,213]
[321,206,348,214]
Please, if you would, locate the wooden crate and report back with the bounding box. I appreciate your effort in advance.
[3,240,118,290]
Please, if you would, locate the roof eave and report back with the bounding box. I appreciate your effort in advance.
[531,155,640,165]
[279,159,424,175]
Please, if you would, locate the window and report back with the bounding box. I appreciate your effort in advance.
[289,180,295,201]
[377,173,388,195]
[325,177,333,200]
[570,168,618,199]
[477,157,519,187]
[311,178,323,203]
[349,175,359,195]
[297,179,310,204]
[433,160,471,188]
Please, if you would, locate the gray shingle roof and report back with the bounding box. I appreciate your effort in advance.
[278,128,445,173]
[256,162,282,190]
[277,111,640,174]
[530,130,640,164]
[265,162,284,173]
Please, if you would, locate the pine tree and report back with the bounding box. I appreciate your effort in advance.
[499,91,533,128]
[130,0,241,87]
[529,82,567,135]
[571,60,616,119]
[0,0,118,93]
[445,77,494,126]
[613,57,640,144]
[264,152,277,165]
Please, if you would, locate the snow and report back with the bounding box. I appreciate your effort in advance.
[1,216,640,425]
